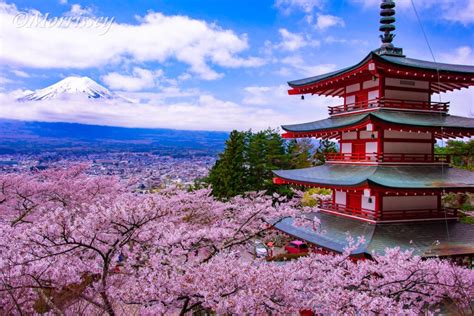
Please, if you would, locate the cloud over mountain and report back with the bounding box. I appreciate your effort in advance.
[0,2,264,80]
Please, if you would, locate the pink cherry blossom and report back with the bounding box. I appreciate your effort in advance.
[0,167,473,315]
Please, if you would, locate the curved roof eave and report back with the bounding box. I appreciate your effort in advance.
[273,165,474,190]
[281,110,474,134]
[281,112,370,133]
[287,52,375,88]
[273,165,377,188]
[375,54,474,75]
[287,51,474,89]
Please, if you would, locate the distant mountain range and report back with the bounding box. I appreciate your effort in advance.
[17,76,127,102]
[3,77,229,156]
[0,119,228,156]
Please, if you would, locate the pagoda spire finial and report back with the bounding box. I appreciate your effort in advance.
[375,0,404,56]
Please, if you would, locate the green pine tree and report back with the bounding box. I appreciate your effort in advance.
[287,138,316,169]
[314,139,337,165]
[207,130,248,198]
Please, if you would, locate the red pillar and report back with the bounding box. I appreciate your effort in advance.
[375,191,383,221]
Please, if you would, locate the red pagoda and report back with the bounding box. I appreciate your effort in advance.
[273,0,474,260]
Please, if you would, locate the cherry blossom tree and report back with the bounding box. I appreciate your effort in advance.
[0,167,473,315]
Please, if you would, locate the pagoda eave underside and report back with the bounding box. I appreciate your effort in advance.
[281,110,474,140]
[272,212,474,257]
[287,52,474,97]
[273,165,474,193]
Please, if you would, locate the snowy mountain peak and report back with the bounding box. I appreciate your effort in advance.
[18,76,119,101]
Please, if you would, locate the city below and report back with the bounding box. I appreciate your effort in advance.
[0,152,216,190]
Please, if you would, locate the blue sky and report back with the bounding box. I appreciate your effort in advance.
[0,0,473,131]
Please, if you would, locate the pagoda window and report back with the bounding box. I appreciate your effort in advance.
[383,195,437,211]
[341,143,352,158]
[345,94,355,105]
[385,78,429,90]
[363,78,379,90]
[360,131,378,139]
[384,142,432,154]
[335,190,346,205]
[346,83,361,94]
[384,130,432,140]
[362,195,376,211]
[368,89,379,101]
[341,131,358,140]
[365,142,378,160]
[385,89,429,102]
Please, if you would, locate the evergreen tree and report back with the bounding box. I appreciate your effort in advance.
[207,130,248,198]
[207,129,317,198]
[287,139,316,169]
[247,131,267,191]
[435,139,474,170]
[314,139,337,165]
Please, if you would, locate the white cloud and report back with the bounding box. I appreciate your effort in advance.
[0,89,290,131]
[102,68,163,91]
[439,46,474,66]
[351,0,474,25]
[315,13,344,30]
[436,46,474,117]
[0,2,264,80]
[440,89,474,117]
[11,69,30,78]
[276,28,320,52]
[277,29,306,51]
[0,76,15,85]
[274,0,325,14]
[59,0,68,4]
[0,81,343,132]
[324,36,368,46]
[243,86,273,105]
[67,4,93,17]
[242,84,341,123]
[281,55,336,77]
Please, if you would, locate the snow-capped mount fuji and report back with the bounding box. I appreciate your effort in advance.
[18,76,123,102]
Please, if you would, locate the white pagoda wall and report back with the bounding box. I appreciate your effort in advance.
[383,142,432,154]
[360,131,378,139]
[383,196,437,211]
[384,89,429,102]
[344,79,379,105]
[335,190,346,205]
[365,142,377,154]
[362,195,376,210]
[341,131,357,140]
[384,78,430,102]
[384,130,432,139]
[383,130,433,155]
[341,143,352,155]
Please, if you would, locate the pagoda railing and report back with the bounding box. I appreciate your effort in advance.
[319,201,378,220]
[319,202,458,222]
[380,208,458,221]
[328,98,449,116]
[325,153,450,163]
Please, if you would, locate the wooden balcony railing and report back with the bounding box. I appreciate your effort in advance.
[381,208,458,221]
[319,201,377,220]
[319,202,458,222]
[325,153,450,164]
[328,98,449,116]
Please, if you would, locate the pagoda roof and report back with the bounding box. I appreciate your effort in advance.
[288,51,474,88]
[281,110,474,137]
[273,212,474,257]
[273,164,474,190]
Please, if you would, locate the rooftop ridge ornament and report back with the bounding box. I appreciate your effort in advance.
[374,0,405,57]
